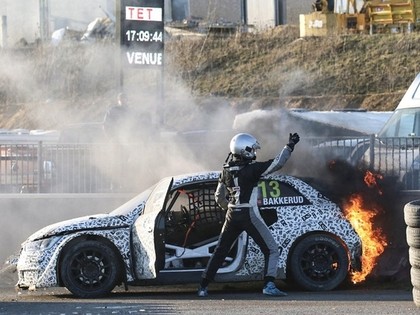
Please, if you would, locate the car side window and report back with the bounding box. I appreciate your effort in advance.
[398,113,415,136]
[166,184,225,247]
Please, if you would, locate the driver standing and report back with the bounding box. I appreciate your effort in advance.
[198,132,300,297]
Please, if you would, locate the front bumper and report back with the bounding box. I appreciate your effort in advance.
[16,240,61,290]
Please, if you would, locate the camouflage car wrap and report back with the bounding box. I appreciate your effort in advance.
[16,171,362,294]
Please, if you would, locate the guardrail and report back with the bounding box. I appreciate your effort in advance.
[1,136,420,193]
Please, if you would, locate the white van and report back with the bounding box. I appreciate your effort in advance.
[378,72,420,138]
[353,72,420,189]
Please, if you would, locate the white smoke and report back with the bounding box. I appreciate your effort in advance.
[0,0,344,269]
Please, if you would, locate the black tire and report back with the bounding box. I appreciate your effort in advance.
[413,286,420,307]
[289,233,349,291]
[407,227,420,249]
[409,247,420,269]
[411,267,420,289]
[404,200,420,228]
[60,240,121,298]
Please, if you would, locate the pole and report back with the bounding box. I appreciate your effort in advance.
[115,0,123,91]
[159,4,165,126]
[1,15,7,48]
[39,0,50,42]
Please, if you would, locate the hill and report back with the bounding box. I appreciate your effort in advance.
[0,25,419,130]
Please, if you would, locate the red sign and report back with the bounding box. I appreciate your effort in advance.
[125,6,163,22]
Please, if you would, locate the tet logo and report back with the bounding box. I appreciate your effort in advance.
[125,6,163,22]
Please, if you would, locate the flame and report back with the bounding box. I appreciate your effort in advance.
[364,170,384,195]
[343,172,387,283]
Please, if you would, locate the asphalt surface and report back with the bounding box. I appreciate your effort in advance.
[0,286,417,315]
[0,268,417,315]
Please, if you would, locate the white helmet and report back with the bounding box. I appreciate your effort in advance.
[229,133,261,160]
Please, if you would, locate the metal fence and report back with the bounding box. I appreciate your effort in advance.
[311,135,420,190]
[0,143,122,193]
[1,136,420,193]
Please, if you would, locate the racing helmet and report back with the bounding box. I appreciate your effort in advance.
[229,133,261,160]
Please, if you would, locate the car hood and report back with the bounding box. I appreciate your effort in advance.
[26,213,132,242]
[23,188,151,243]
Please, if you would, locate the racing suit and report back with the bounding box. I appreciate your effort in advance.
[200,144,293,287]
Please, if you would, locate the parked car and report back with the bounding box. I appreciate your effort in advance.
[17,171,362,298]
[346,72,420,189]
[312,72,420,190]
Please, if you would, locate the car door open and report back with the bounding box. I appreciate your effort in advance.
[131,177,173,279]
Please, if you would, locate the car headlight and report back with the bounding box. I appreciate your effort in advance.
[24,236,60,252]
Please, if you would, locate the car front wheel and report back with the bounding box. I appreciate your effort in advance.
[289,233,349,291]
[60,240,121,298]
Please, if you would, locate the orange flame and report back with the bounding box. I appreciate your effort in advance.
[364,170,384,195]
[343,172,387,283]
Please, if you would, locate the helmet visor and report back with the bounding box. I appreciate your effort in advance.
[245,142,260,159]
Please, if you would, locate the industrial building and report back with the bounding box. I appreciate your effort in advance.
[0,0,312,48]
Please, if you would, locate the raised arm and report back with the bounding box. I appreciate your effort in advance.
[262,133,300,176]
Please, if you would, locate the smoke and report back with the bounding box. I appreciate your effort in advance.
[278,69,314,98]
[90,67,241,191]
[0,8,243,192]
[315,159,401,206]
[0,51,43,105]
[0,3,407,283]
[0,41,241,265]
[322,159,410,279]
[233,109,408,279]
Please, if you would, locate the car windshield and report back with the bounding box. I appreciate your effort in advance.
[378,108,420,137]
[109,186,155,216]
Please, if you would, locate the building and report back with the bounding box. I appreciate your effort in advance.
[0,0,113,47]
[0,0,314,48]
[170,0,285,30]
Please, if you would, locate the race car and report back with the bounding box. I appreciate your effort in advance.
[17,171,362,298]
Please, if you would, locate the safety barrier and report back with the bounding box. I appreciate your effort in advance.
[308,135,420,190]
[1,136,420,193]
[403,200,420,307]
[0,142,137,193]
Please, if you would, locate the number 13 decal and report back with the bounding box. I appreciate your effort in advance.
[258,180,281,198]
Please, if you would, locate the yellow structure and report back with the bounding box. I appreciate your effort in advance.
[300,0,418,36]
[299,11,366,37]
[413,0,420,22]
[366,0,415,27]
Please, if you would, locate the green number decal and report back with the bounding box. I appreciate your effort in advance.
[258,181,267,198]
[259,180,281,198]
[269,180,281,197]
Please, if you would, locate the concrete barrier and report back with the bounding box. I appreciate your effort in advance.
[0,193,135,264]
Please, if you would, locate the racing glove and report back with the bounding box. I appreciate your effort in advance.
[287,132,300,151]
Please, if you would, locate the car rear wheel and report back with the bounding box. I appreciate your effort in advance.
[289,233,349,291]
[60,240,121,298]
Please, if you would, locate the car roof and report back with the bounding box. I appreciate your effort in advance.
[171,171,221,189]
[169,171,311,191]
[396,72,420,110]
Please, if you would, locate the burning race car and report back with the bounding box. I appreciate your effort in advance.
[17,172,362,298]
